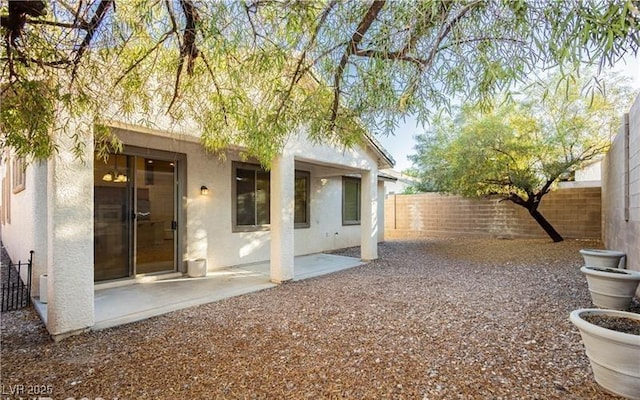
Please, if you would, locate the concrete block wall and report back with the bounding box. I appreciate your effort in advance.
[385,187,601,240]
[602,94,640,273]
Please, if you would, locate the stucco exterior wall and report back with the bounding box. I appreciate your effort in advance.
[385,187,601,240]
[1,118,387,336]
[2,86,388,337]
[0,158,50,297]
[575,160,602,182]
[2,160,37,265]
[602,95,640,273]
[1,125,384,275]
[113,126,381,271]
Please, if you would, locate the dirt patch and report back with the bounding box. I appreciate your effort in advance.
[583,314,640,335]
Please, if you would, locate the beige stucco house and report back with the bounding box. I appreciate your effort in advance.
[1,113,394,339]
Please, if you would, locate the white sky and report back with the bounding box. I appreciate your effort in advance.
[379,54,640,172]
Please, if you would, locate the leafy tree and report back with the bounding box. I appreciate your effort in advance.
[401,167,439,193]
[408,73,635,242]
[1,0,638,165]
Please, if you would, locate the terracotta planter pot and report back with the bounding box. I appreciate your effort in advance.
[580,249,626,269]
[570,309,640,399]
[580,267,640,310]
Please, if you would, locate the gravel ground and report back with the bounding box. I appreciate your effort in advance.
[1,238,637,399]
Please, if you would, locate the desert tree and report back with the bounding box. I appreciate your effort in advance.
[408,72,635,242]
[1,0,638,165]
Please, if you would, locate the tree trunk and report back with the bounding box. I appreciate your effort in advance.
[506,192,564,243]
[528,208,564,242]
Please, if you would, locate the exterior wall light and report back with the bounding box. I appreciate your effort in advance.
[200,185,209,195]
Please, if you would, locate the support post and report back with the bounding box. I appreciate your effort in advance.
[270,152,295,283]
[360,167,378,260]
[46,117,95,340]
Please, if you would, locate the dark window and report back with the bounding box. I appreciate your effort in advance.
[342,177,361,225]
[234,163,270,229]
[295,171,310,228]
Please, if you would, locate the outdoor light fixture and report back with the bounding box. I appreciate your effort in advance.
[200,185,209,195]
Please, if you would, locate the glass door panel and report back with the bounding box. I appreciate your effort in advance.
[135,157,176,275]
[94,154,131,281]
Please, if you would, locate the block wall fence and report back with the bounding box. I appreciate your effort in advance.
[384,187,601,240]
[602,94,640,273]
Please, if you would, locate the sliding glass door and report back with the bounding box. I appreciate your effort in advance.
[94,152,178,281]
[94,154,131,281]
[134,157,176,274]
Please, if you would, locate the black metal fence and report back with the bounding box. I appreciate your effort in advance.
[1,251,34,312]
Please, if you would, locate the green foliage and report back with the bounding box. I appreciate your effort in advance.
[401,185,421,195]
[1,0,638,165]
[409,72,635,201]
[0,80,57,160]
[403,181,440,194]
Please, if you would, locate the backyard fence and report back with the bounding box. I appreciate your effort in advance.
[385,187,602,240]
[1,250,33,312]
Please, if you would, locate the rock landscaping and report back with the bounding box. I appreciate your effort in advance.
[2,238,636,399]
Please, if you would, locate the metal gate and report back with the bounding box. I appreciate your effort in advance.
[1,250,33,312]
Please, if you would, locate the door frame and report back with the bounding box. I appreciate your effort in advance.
[124,145,187,275]
[94,146,188,281]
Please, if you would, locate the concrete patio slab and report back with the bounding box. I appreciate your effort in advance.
[33,253,364,331]
[244,252,365,281]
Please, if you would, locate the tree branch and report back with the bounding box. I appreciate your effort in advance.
[113,30,175,87]
[1,55,71,68]
[273,1,337,125]
[438,36,526,52]
[422,0,483,72]
[346,1,484,75]
[56,0,89,28]
[165,0,181,46]
[540,178,554,194]
[352,48,427,67]
[25,17,88,29]
[400,2,450,55]
[330,0,386,132]
[505,192,528,207]
[168,0,201,113]
[244,1,261,44]
[490,146,517,163]
[70,0,114,83]
[4,36,16,80]
[200,54,229,126]
[180,0,200,75]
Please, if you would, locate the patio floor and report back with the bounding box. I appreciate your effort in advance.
[33,253,364,330]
